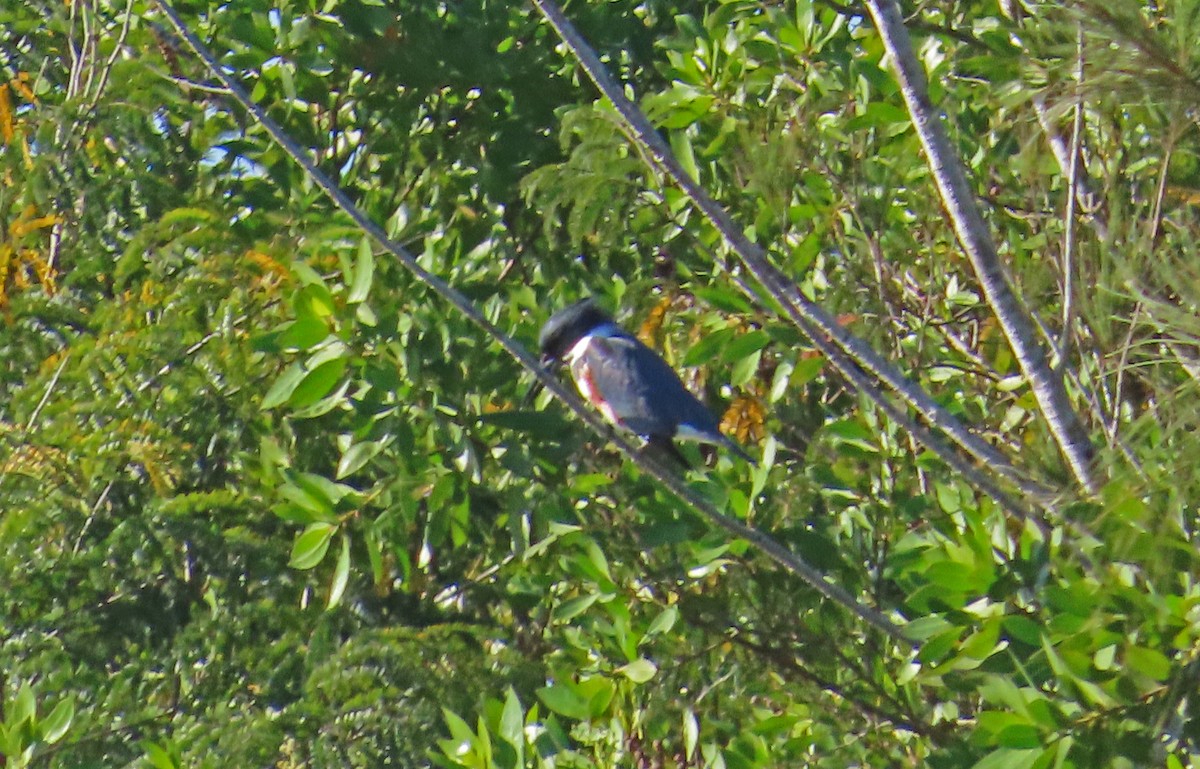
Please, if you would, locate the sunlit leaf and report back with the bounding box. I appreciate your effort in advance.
[326,534,351,608]
[289,523,336,570]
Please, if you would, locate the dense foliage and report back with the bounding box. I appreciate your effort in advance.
[3,0,1199,767]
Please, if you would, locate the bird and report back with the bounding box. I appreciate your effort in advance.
[538,298,756,466]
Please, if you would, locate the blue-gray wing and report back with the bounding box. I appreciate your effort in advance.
[581,334,721,439]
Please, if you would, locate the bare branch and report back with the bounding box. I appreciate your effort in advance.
[1059,23,1086,365]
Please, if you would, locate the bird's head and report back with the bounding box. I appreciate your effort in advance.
[538,298,615,366]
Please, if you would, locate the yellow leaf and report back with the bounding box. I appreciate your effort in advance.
[0,84,12,144]
[22,249,57,296]
[1166,185,1200,206]
[721,395,765,445]
[637,296,672,348]
[11,74,36,103]
[245,249,290,278]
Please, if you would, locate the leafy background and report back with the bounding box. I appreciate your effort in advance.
[2,0,1199,767]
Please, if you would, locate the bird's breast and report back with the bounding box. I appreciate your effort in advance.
[566,336,621,426]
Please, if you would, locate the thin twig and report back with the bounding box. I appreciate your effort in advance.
[1032,313,1147,480]
[0,353,72,491]
[895,274,997,382]
[1059,23,1085,367]
[73,480,114,555]
[1147,126,1178,249]
[1032,97,1108,242]
[136,328,228,394]
[1110,302,1143,436]
[27,353,71,431]
[85,0,135,116]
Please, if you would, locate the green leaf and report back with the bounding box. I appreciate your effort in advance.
[278,62,296,101]
[994,723,1042,749]
[142,742,178,769]
[298,471,357,505]
[581,678,616,718]
[670,130,700,182]
[769,359,795,402]
[643,605,678,639]
[276,472,354,523]
[683,709,699,759]
[823,418,878,453]
[277,315,330,351]
[1093,644,1117,671]
[326,534,351,608]
[683,327,737,366]
[979,676,1034,718]
[1124,645,1171,682]
[261,362,308,410]
[1002,615,1042,646]
[365,529,384,587]
[348,238,374,303]
[721,330,771,363]
[790,354,825,386]
[278,484,331,519]
[569,473,613,495]
[969,748,1043,769]
[903,615,953,640]
[290,261,328,289]
[730,348,761,387]
[289,523,336,570]
[287,357,347,408]
[443,707,477,744]
[271,501,320,526]
[844,101,910,132]
[11,682,35,726]
[536,684,591,721]
[336,438,390,479]
[552,594,598,623]
[647,86,715,129]
[498,688,524,749]
[935,482,962,513]
[582,539,611,580]
[159,207,217,226]
[40,698,73,744]
[694,286,753,313]
[617,658,657,683]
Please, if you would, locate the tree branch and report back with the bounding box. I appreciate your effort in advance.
[149,0,909,644]
[863,0,1099,493]
[529,0,1059,527]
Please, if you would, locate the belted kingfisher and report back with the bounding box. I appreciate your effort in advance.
[538,298,756,465]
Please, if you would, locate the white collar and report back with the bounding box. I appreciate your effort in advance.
[565,322,623,363]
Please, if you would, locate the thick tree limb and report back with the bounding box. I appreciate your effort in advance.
[863,0,1099,493]
[150,0,908,643]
